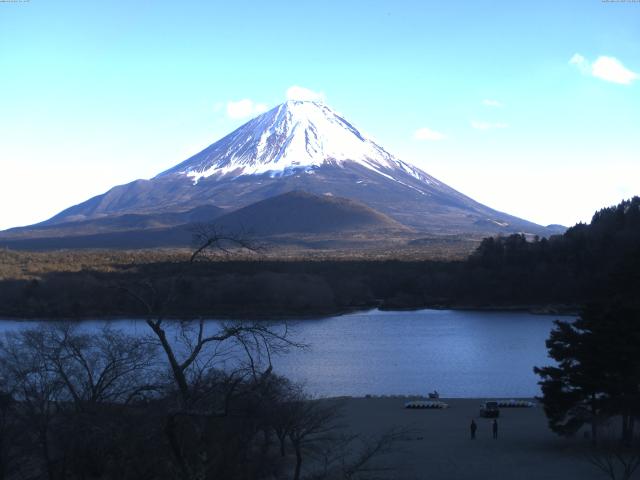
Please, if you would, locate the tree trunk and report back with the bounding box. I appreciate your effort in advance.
[293,443,302,480]
[0,431,6,480]
[280,440,286,457]
[622,413,631,446]
[164,414,192,480]
[276,432,286,457]
[590,397,598,446]
[261,428,272,455]
[43,442,56,480]
[36,422,58,480]
[147,320,190,405]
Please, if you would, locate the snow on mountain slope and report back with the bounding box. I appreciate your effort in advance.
[13,98,557,239]
[158,100,437,187]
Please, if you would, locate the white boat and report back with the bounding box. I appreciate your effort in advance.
[495,399,536,408]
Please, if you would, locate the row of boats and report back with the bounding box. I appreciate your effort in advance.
[404,399,536,410]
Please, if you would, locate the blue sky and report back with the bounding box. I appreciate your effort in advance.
[1,0,639,230]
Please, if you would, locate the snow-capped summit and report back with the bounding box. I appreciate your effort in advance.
[159,100,434,186]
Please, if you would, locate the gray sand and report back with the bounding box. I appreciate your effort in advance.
[331,397,605,480]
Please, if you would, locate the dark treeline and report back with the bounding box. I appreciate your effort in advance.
[1,197,639,319]
[0,321,401,480]
[529,198,640,477]
[470,196,640,309]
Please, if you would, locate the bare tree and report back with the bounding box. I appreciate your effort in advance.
[586,422,640,480]
[146,317,300,408]
[286,397,345,480]
[120,225,300,407]
[338,428,408,480]
[117,227,306,480]
[0,330,67,480]
[0,390,20,480]
[306,427,409,480]
[0,324,161,480]
[27,323,159,409]
[271,387,408,480]
[189,223,259,262]
[268,377,304,458]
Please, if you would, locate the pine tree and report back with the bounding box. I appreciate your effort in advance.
[534,303,640,444]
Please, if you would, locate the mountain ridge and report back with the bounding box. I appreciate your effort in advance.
[2,100,562,245]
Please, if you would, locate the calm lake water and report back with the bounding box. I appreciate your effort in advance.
[0,309,569,398]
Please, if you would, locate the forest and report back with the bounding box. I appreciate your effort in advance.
[0,197,638,319]
[1,197,639,319]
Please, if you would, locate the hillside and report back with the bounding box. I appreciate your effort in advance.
[210,191,412,235]
[0,191,413,250]
[1,205,224,239]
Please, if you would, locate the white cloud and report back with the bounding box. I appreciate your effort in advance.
[286,85,325,102]
[414,127,446,141]
[569,53,638,85]
[226,99,269,119]
[471,121,508,130]
[482,99,504,108]
[592,56,638,85]
[569,53,590,74]
[255,103,268,113]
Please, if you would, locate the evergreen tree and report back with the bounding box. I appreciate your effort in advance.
[535,303,640,444]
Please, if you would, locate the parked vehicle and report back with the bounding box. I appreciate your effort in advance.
[480,401,500,418]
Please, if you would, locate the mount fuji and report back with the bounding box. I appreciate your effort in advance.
[1,100,560,249]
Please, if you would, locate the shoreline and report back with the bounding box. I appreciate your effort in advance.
[326,395,539,401]
[0,303,579,322]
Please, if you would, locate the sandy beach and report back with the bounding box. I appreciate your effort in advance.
[332,397,603,480]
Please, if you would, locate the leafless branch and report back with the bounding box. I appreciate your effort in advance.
[189,223,261,262]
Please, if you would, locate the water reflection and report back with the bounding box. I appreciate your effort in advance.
[0,309,568,398]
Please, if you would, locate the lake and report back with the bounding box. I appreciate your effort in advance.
[0,309,568,398]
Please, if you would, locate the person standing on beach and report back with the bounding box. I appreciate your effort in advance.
[470,419,477,439]
[492,419,498,439]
